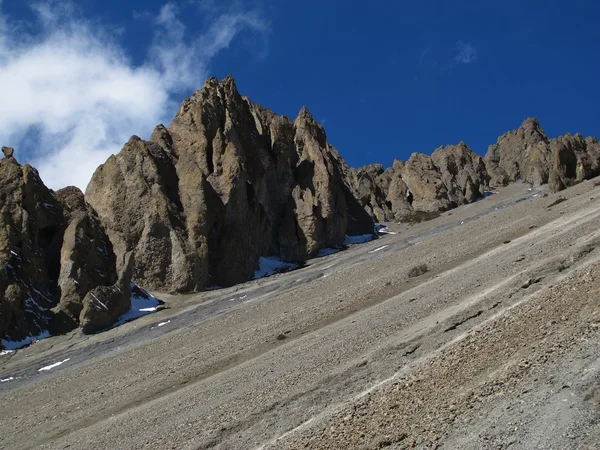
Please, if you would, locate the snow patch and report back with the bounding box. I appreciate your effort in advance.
[375,224,396,235]
[0,350,14,356]
[344,234,375,245]
[1,377,15,383]
[157,320,171,327]
[254,257,299,279]
[368,245,388,253]
[112,287,161,327]
[1,331,51,351]
[38,358,70,372]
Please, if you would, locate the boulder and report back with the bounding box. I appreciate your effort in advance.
[79,253,133,334]
[2,146,14,158]
[53,187,118,329]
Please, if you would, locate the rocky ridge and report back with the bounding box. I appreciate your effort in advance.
[2,77,600,348]
[85,76,374,292]
[354,118,600,222]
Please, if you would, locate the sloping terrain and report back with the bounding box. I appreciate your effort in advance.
[1,178,599,449]
[3,76,600,350]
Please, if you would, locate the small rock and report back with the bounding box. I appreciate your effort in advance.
[276,334,287,341]
[1,146,14,158]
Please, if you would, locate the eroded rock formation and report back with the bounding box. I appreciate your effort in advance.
[0,152,135,343]
[3,75,600,346]
[85,76,374,292]
[351,143,489,222]
[484,118,600,190]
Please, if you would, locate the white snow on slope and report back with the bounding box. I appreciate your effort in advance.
[1,331,51,351]
[1,376,15,383]
[2,286,161,351]
[1,349,15,356]
[39,358,70,372]
[368,245,389,253]
[375,224,397,234]
[254,257,299,279]
[112,286,161,327]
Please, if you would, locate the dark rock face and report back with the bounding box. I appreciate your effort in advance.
[85,76,374,293]
[54,186,118,329]
[79,253,133,334]
[0,155,63,341]
[548,134,600,192]
[352,164,394,223]
[0,152,131,344]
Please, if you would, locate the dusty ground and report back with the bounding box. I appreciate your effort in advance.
[1,180,600,450]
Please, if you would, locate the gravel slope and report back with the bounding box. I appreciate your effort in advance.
[1,180,599,450]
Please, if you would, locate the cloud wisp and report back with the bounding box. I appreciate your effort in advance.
[454,41,477,64]
[0,2,268,190]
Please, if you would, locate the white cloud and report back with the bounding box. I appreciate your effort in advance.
[0,1,268,190]
[454,41,477,64]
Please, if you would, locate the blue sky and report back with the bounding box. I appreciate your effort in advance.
[1,0,599,188]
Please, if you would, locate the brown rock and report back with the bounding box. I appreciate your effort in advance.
[86,76,373,292]
[2,146,14,158]
[485,118,600,192]
[431,142,489,205]
[352,164,394,222]
[399,152,449,212]
[54,186,118,327]
[350,143,489,223]
[0,154,127,345]
[484,118,550,187]
[79,253,133,334]
[549,134,600,192]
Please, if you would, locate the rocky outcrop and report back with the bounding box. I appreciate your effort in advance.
[352,143,489,222]
[431,142,490,206]
[53,186,119,331]
[4,74,600,346]
[85,76,374,293]
[355,119,599,224]
[0,152,139,345]
[485,118,600,192]
[352,164,394,223]
[484,118,551,186]
[548,134,600,192]
[79,253,133,334]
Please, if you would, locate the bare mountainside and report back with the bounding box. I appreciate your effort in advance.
[2,76,600,347]
[1,177,600,449]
